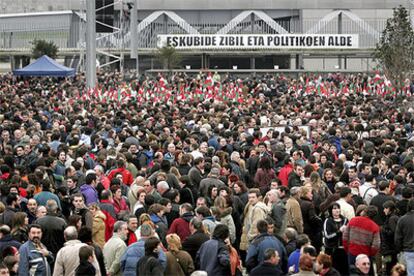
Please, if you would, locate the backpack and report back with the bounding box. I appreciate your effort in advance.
[362,187,375,204]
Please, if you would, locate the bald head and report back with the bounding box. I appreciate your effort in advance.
[27,198,38,213]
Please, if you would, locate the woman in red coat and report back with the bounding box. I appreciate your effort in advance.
[110,184,129,218]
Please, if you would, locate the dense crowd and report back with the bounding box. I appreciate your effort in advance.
[0,70,413,276]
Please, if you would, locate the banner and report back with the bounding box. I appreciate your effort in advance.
[157,34,359,50]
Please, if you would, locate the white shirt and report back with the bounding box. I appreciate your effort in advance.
[336,198,355,221]
[359,183,379,205]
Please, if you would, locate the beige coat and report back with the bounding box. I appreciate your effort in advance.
[286,197,304,234]
[240,201,268,250]
[103,233,127,276]
[53,240,101,276]
[92,210,106,249]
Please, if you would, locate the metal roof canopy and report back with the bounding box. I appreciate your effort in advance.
[134,0,411,10]
[0,10,73,19]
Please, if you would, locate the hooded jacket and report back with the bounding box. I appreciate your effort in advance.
[217,207,236,243]
[167,212,194,242]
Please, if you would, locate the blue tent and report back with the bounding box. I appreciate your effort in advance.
[13,55,75,77]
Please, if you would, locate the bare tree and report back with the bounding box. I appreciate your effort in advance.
[374,6,414,91]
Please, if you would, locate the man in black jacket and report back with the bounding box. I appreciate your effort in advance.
[370,180,395,225]
[395,199,414,276]
[35,199,67,256]
[250,248,283,276]
[182,218,209,263]
[396,187,412,216]
[287,164,304,189]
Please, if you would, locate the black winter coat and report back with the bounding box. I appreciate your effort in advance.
[324,267,341,276]
[395,210,414,252]
[250,262,283,276]
[288,172,302,189]
[182,231,210,262]
[35,214,66,255]
[299,197,322,240]
[75,260,96,276]
[370,193,395,226]
[381,212,399,255]
[322,216,348,248]
[136,254,164,276]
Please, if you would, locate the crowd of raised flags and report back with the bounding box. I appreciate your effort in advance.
[77,71,413,105]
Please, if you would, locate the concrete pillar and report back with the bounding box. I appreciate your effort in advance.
[164,14,168,34]
[10,55,15,70]
[338,11,342,69]
[86,0,96,88]
[295,54,303,69]
[250,13,255,73]
[203,54,210,69]
[201,54,204,69]
[297,9,304,69]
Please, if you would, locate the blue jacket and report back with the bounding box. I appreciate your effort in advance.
[34,191,62,210]
[54,161,66,186]
[120,238,167,276]
[150,214,168,245]
[288,249,301,273]
[80,184,99,206]
[18,240,54,276]
[0,234,21,252]
[246,233,287,273]
[208,135,219,150]
[196,238,230,276]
